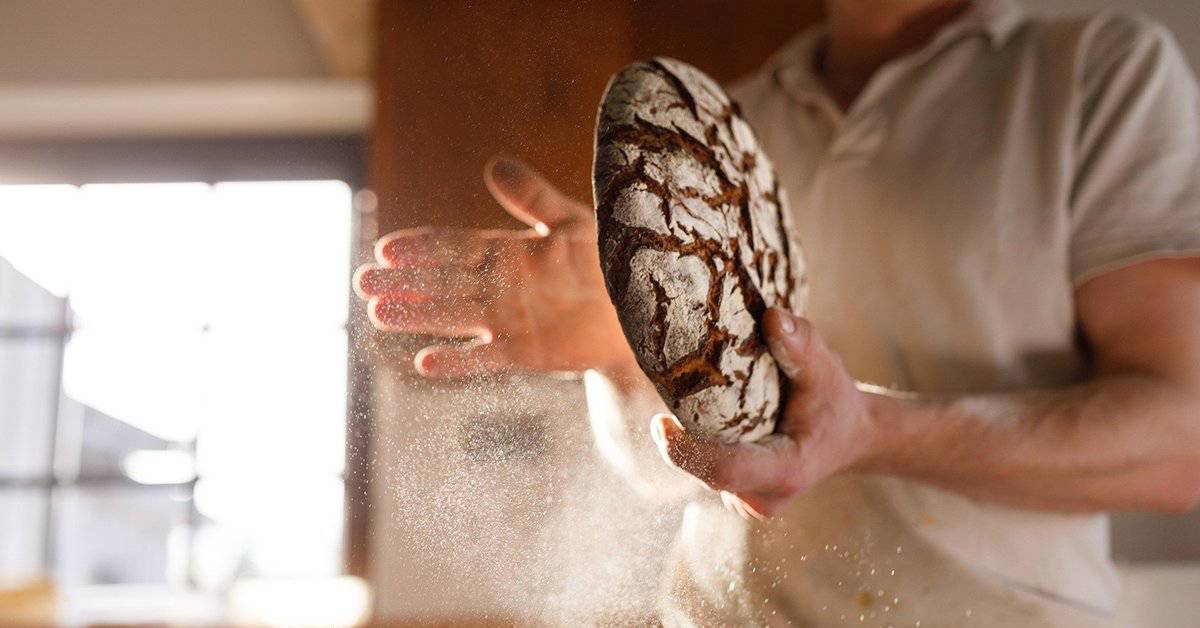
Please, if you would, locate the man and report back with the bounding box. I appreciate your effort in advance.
[355,0,1200,624]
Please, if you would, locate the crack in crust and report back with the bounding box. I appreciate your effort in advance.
[594,57,807,443]
[645,58,699,121]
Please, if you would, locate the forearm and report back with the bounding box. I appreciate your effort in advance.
[864,374,1200,513]
[585,359,701,502]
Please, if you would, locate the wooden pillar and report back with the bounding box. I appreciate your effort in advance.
[371,0,820,232]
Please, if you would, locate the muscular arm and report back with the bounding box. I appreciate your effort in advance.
[869,257,1200,513]
[656,257,1200,517]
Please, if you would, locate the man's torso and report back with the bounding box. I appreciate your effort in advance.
[658,1,1178,625]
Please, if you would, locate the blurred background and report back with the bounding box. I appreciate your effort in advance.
[0,1,1196,626]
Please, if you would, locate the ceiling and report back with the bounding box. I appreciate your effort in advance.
[0,0,372,138]
[0,0,370,84]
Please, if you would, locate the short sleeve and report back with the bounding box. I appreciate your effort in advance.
[1069,15,1200,285]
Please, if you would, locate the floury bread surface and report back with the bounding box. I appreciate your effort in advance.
[593,57,807,444]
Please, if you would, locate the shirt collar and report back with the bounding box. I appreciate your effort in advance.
[770,0,1026,100]
[958,0,1025,46]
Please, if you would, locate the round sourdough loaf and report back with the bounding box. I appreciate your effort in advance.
[593,57,807,444]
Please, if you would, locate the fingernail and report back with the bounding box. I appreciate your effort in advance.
[356,268,377,293]
[490,157,522,187]
[413,347,435,376]
[378,239,408,266]
[352,266,372,297]
[730,496,753,522]
[740,498,767,522]
[366,298,386,327]
[776,308,796,334]
[649,416,666,446]
[650,415,675,466]
[666,414,685,432]
[372,299,391,321]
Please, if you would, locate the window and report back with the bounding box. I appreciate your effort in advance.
[0,180,352,591]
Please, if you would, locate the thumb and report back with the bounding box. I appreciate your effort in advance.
[484,155,586,234]
[763,307,821,385]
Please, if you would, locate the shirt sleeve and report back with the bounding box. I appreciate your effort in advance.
[1069,15,1200,286]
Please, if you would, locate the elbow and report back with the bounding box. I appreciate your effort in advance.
[1170,480,1200,515]
[1161,399,1200,514]
[1150,462,1200,515]
[1156,490,1200,516]
[1155,393,1200,514]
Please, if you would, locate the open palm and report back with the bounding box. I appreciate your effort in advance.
[354,156,634,377]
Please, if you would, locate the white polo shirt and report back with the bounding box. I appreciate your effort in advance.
[661,1,1200,625]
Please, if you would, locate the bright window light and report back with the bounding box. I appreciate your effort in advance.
[209,181,352,329]
[122,450,197,486]
[197,328,348,477]
[63,328,210,442]
[71,183,213,329]
[0,184,78,297]
[0,179,353,588]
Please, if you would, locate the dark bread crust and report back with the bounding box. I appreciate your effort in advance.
[593,57,807,444]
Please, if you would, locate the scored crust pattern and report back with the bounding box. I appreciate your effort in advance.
[593,57,807,444]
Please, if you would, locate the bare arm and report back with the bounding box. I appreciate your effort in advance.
[870,256,1200,513]
[655,257,1200,518]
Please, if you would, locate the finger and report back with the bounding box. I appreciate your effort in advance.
[654,415,794,493]
[354,264,482,300]
[414,340,512,378]
[375,226,519,268]
[720,492,748,521]
[649,413,675,467]
[485,155,586,232]
[719,490,737,513]
[652,413,720,483]
[368,296,488,337]
[763,307,819,384]
[721,491,762,522]
[731,492,774,520]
